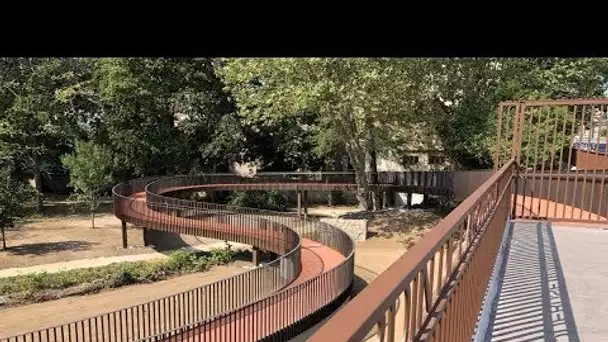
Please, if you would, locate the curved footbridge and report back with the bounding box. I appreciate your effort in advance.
[1,172,453,342]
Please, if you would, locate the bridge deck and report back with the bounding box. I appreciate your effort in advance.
[154,182,450,195]
[484,221,608,342]
[128,192,346,341]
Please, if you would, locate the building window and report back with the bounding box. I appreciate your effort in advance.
[429,155,446,165]
[403,155,419,165]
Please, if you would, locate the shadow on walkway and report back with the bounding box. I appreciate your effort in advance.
[4,240,97,256]
[486,221,580,342]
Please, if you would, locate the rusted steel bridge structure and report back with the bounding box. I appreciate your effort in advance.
[309,98,608,342]
[1,172,453,342]
[3,98,608,342]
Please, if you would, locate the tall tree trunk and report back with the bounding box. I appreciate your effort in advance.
[345,144,371,210]
[90,196,96,228]
[369,148,381,211]
[33,155,43,213]
[326,160,334,206]
[354,174,370,210]
[1,224,6,250]
[366,119,381,211]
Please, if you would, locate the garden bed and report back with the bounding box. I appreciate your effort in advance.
[0,246,250,308]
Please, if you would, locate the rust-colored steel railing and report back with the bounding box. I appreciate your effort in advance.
[140,171,453,196]
[495,99,608,223]
[1,181,302,342]
[1,174,359,342]
[308,160,515,342]
[137,247,355,342]
[1,170,454,342]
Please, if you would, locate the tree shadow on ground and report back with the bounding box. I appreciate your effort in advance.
[2,240,98,256]
[369,209,443,247]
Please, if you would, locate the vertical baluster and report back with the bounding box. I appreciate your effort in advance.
[403,287,411,342]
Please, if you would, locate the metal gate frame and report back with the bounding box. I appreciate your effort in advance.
[495,99,608,224]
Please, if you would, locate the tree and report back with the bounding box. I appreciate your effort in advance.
[218,58,430,210]
[240,111,330,171]
[61,141,113,228]
[59,58,251,179]
[424,58,608,169]
[0,160,35,250]
[1,58,350,197]
[0,58,81,212]
[167,59,244,173]
[54,58,106,143]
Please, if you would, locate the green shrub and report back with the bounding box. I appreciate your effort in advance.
[227,191,254,208]
[265,190,287,211]
[0,247,240,303]
[0,280,14,294]
[106,271,135,288]
[166,250,202,272]
[38,270,83,289]
[209,244,236,265]
[24,272,48,291]
[191,258,209,272]
[228,190,287,211]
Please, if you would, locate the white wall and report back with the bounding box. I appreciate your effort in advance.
[394,192,424,206]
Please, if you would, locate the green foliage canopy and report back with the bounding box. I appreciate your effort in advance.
[0,161,35,249]
[218,58,431,208]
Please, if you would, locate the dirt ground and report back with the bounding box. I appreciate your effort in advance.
[294,204,442,248]
[364,210,443,248]
[290,209,444,341]
[286,205,360,218]
[352,209,442,289]
[0,200,444,339]
[0,213,153,269]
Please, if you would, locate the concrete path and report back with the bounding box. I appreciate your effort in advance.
[0,242,249,278]
[485,221,608,342]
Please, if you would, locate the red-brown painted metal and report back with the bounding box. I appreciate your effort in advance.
[8,99,607,342]
[496,99,608,223]
[308,161,515,342]
[308,99,608,342]
[1,171,453,342]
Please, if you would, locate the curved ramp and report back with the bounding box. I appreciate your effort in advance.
[1,171,453,342]
[117,176,358,341]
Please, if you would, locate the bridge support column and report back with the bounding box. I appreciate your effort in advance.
[382,191,388,209]
[121,220,128,249]
[252,246,261,266]
[407,192,413,208]
[142,228,150,246]
[422,191,429,207]
[387,191,396,208]
[303,190,308,220]
[297,191,302,217]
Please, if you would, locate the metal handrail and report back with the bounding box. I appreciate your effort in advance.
[2,171,455,342]
[308,160,516,342]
